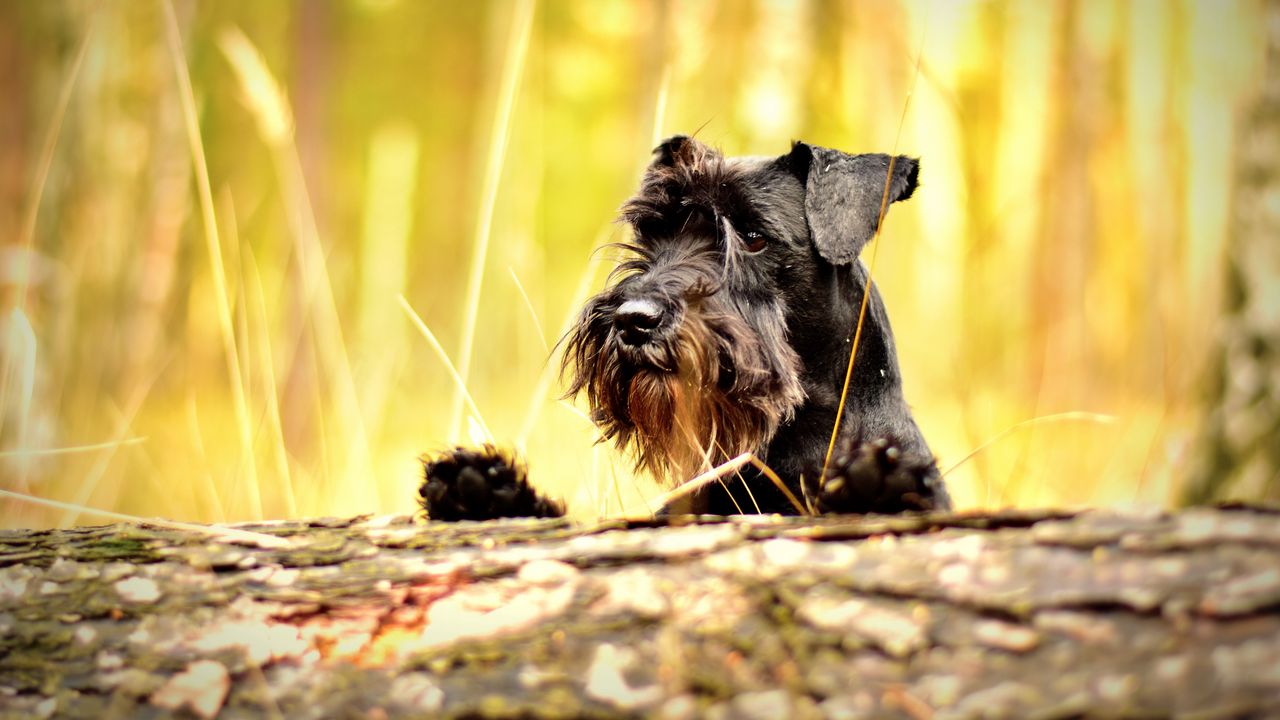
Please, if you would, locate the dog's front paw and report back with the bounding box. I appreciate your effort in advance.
[808,435,950,514]
[419,445,565,521]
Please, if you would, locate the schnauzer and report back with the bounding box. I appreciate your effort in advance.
[420,135,950,520]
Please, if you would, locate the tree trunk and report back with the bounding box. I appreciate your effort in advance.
[2,508,1279,718]
[1184,0,1280,504]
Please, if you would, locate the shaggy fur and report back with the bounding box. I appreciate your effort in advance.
[421,135,950,519]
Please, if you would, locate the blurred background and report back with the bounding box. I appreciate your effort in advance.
[0,0,1274,527]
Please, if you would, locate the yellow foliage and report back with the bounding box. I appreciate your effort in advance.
[0,0,1266,526]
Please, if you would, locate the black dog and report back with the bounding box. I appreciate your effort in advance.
[420,136,950,520]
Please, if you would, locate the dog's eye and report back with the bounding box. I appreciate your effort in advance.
[742,231,768,253]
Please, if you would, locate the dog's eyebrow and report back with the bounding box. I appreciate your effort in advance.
[722,208,770,239]
[717,213,741,282]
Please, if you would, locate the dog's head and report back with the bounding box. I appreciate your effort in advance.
[562,135,919,485]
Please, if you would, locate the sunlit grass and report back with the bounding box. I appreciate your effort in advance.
[0,437,147,459]
[0,1,1265,529]
[508,268,550,356]
[58,369,161,527]
[449,0,537,444]
[0,487,291,548]
[228,194,297,518]
[219,22,376,516]
[397,295,494,446]
[164,1,262,519]
[0,11,94,502]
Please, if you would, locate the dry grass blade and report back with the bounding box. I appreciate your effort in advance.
[449,0,538,443]
[219,23,375,512]
[943,411,1117,477]
[651,64,671,147]
[675,416,747,514]
[754,457,807,515]
[517,58,670,461]
[648,452,751,511]
[162,1,262,520]
[509,267,550,355]
[647,452,806,516]
[2,10,93,477]
[821,29,925,483]
[13,8,94,307]
[241,246,297,518]
[186,395,228,523]
[516,225,613,448]
[557,400,593,425]
[0,436,146,459]
[610,457,626,517]
[0,488,293,549]
[58,361,167,527]
[221,188,296,517]
[216,28,293,144]
[819,157,897,480]
[397,295,494,444]
[2,310,36,484]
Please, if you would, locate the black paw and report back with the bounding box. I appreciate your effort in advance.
[419,445,565,521]
[806,434,950,514]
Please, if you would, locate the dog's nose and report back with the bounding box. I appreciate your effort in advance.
[614,299,663,346]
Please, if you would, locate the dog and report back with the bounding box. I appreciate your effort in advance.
[420,135,950,520]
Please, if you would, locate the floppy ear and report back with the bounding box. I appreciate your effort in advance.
[785,141,919,265]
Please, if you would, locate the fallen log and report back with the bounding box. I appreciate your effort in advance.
[2,507,1278,718]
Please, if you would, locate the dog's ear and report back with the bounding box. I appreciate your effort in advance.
[785,141,919,265]
[652,135,720,170]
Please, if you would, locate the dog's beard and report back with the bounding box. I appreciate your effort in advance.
[565,302,805,488]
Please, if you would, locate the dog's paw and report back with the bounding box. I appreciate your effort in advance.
[419,445,565,521]
[807,435,950,514]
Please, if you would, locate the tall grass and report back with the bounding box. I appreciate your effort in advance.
[448,0,537,444]
[0,0,1266,527]
[163,0,262,519]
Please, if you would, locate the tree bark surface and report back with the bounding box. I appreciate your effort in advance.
[2,507,1279,719]
[1184,0,1280,504]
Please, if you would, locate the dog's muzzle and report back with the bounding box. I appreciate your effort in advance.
[614,299,664,347]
